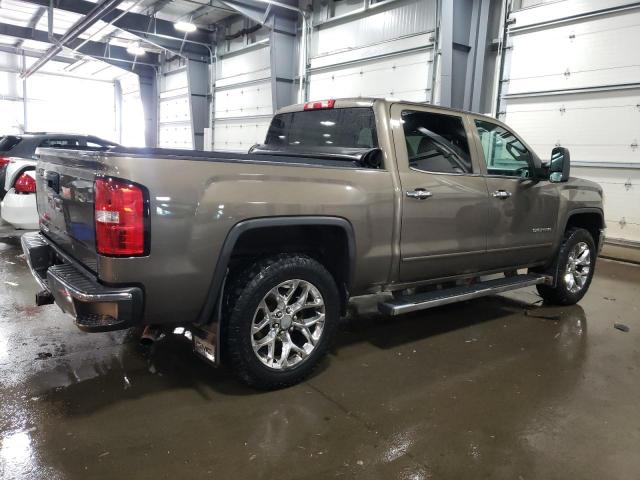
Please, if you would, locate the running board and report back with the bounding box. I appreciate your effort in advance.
[379,274,551,316]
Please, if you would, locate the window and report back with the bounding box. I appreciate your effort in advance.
[0,135,22,153]
[40,138,80,148]
[401,110,472,174]
[265,108,378,149]
[474,120,532,178]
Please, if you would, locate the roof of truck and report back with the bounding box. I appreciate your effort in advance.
[275,97,497,120]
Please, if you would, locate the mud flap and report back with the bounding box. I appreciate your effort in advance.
[192,325,218,365]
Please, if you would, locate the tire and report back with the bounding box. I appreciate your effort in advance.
[223,254,340,389]
[536,227,596,305]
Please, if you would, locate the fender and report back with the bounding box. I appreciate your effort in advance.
[193,216,356,363]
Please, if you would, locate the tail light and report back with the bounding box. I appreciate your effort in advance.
[303,99,335,110]
[0,157,10,168]
[95,177,148,256]
[14,172,36,193]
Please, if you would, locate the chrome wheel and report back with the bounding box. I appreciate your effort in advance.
[564,241,591,294]
[251,279,325,370]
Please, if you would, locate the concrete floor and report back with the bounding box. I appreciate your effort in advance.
[1,229,639,480]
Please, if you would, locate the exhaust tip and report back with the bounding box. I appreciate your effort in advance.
[140,326,161,346]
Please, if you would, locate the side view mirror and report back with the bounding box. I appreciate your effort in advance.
[549,146,570,182]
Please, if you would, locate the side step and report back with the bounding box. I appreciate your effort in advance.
[379,274,550,316]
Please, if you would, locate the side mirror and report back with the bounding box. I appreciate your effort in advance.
[549,146,570,182]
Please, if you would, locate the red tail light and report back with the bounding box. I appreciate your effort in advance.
[14,172,36,193]
[95,177,147,256]
[303,99,335,110]
[0,157,10,168]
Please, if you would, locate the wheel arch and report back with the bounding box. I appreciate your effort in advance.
[196,216,356,329]
[562,208,605,250]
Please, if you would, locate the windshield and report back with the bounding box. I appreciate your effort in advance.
[265,108,378,149]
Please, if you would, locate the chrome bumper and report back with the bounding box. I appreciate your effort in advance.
[21,232,143,332]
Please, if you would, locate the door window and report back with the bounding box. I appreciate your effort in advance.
[401,110,472,174]
[474,120,532,178]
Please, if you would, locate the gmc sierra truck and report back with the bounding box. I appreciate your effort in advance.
[22,98,604,389]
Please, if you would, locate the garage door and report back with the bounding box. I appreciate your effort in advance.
[500,1,640,250]
[308,0,435,103]
[213,43,273,152]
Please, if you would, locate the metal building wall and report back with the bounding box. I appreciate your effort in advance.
[308,0,437,102]
[499,0,640,256]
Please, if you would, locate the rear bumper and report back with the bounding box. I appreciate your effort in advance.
[21,232,143,332]
[1,189,38,229]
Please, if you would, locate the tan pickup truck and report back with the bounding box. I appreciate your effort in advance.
[22,98,604,389]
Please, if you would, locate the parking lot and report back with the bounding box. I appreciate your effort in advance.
[2,226,639,479]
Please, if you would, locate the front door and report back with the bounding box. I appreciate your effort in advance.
[390,105,490,282]
[470,118,560,269]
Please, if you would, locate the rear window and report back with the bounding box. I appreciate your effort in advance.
[0,135,22,153]
[265,108,378,149]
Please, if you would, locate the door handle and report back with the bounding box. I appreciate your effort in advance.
[406,189,433,200]
[491,190,512,199]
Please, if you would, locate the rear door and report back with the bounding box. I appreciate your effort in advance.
[390,104,490,282]
[469,117,559,268]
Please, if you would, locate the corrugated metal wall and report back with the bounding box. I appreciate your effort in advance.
[500,0,640,250]
[308,0,437,102]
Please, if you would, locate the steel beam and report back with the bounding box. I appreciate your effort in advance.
[438,0,453,107]
[21,0,213,51]
[22,0,124,78]
[0,22,160,72]
[22,0,211,43]
[0,44,74,64]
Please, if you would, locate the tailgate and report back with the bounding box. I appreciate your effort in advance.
[36,148,101,272]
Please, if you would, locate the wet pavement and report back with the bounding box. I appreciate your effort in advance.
[1,229,639,480]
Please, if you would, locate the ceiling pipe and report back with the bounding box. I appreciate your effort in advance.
[21,0,124,78]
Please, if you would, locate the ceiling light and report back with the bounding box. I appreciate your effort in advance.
[126,43,146,56]
[175,21,197,33]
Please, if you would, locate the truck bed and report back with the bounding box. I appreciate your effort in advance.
[34,146,396,326]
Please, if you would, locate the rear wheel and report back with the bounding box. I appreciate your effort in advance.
[223,254,340,389]
[536,227,596,305]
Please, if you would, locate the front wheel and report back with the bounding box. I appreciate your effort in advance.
[223,254,340,389]
[536,227,596,305]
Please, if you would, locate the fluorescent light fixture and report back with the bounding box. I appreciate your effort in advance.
[126,43,146,56]
[175,21,197,33]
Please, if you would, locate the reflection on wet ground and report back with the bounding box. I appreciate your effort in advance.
[1,229,639,479]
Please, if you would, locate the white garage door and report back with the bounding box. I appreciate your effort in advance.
[308,0,435,104]
[501,1,640,248]
[213,44,273,152]
[158,67,193,149]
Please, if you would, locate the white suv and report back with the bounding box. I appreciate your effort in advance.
[1,134,117,229]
